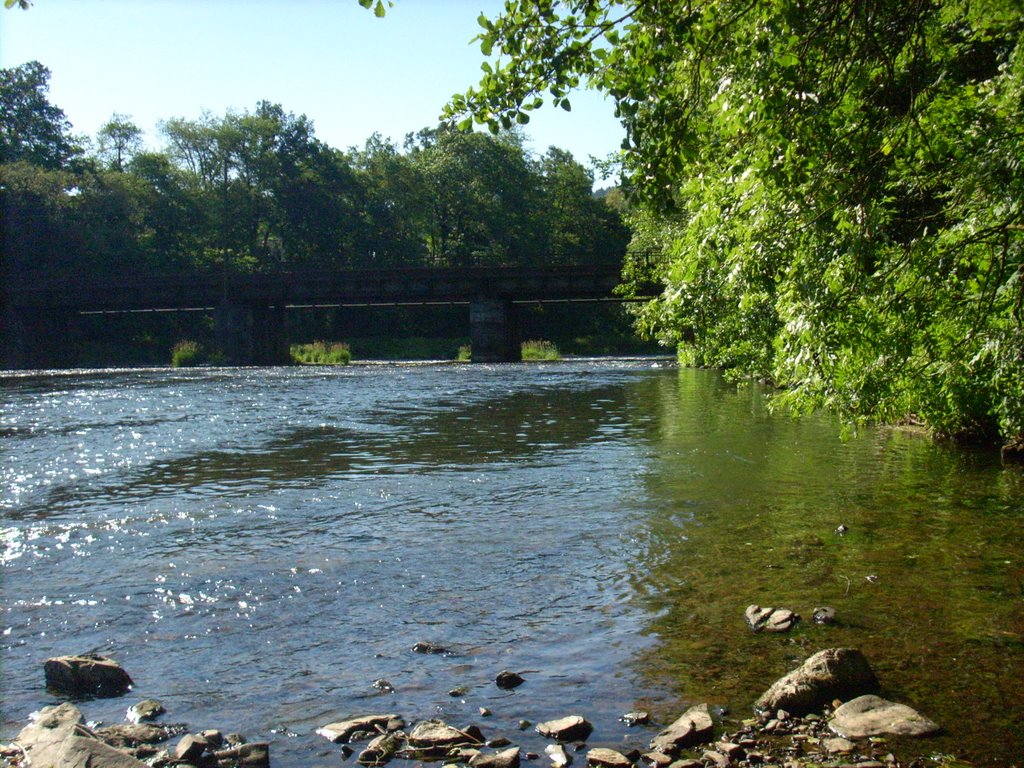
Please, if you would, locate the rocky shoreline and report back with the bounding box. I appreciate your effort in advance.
[1,637,964,768]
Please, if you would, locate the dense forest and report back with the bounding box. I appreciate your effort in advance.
[0,60,627,282]
[447,0,1024,447]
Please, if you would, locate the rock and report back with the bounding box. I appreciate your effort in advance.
[517,721,532,731]
[488,738,513,748]
[744,605,800,633]
[648,704,713,755]
[125,699,164,723]
[496,670,526,690]
[701,751,729,768]
[829,695,940,739]
[50,734,149,768]
[586,748,632,768]
[820,737,855,754]
[44,654,134,698]
[412,641,451,655]
[619,712,649,727]
[317,714,402,743]
[407,720,483,749]
[754,648,880,716]
[470,747,522,768]
[666,761,701,768]
[174,733,210,762]
[812,607,837,625]
[545,743,572,767]
[201,730,225,749]
[641,752,671,767]
[372,679,395,693]
[213,742,270,768]
[450,686,469,697]
[16,704,149,768]
[357,731,403,765]
[536,716,593,742]
[94,723,178,748]
[717,742,744,761]
[480,708,493,718]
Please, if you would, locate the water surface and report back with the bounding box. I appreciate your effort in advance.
[2,363,1021,765]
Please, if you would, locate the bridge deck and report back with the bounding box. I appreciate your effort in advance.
[5,264,641,312]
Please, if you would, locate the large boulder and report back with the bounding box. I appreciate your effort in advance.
[754,648,879,716]
[648,704,713,755]
[16,703,148,768]
[829,695,940,738]
[44,654,134,698]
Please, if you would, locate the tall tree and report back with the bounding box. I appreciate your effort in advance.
[97,113,143,171]
[449,0,1024,443]
[0,61,79,168]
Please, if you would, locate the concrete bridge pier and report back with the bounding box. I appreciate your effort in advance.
[215,300,290,366]
[470,296,521,363]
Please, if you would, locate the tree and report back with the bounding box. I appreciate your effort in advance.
[449,0,1024,444]
[0,61,79,168]
[97,113,143,171]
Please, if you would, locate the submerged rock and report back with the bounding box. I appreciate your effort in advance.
[412,641,452,655]
[125,699,164,724]
[357,731,404,765]
[495,670,526,690]
[44,654,134,698]
[754,648,879,716]
[829,695,941,738]
[619,711,649,727]
[812,607,837,626]
[536,716,593,742]
[744,605,800,633]
[648,703,713,755]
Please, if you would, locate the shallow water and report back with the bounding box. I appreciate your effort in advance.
[1,362,1022,765]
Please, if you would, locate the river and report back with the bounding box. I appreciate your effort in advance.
[1,361,1022,766]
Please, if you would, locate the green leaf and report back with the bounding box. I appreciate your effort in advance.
[560,98,572,112]
[358,0,372,8]
[374,0,386,17]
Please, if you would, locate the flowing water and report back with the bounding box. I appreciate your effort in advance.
[1,362,1022,766]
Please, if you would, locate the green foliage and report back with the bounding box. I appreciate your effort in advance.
[521,339,560,361]
[290,341,352,366]
[451,0,1024,443]
[457,344,472,362]
[170,340,205,367]
[0,61,80,168]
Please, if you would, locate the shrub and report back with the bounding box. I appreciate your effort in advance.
[521,339,560,361]
[456,344,472,362]
[170,340,204,367]
[291,341,352,366]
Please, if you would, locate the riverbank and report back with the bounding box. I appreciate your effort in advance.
[1,649,977,768]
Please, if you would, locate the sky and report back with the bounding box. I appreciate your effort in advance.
[1,0,626,184]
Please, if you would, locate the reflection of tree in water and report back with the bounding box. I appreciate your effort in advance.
[626,369,1024,764]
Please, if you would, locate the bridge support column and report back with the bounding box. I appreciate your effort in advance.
[215,300,290,366]
[470,297,520,363]
[1,305,83,370]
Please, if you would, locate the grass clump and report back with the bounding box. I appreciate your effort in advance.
[171,340,205,367]
[291,341,352,366]
[521,339,561,361]
[457,344,472,362]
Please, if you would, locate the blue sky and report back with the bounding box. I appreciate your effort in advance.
[1,0,626,183]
